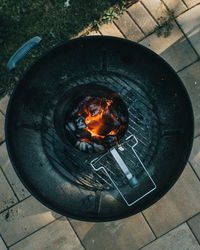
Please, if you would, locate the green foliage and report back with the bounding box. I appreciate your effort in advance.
[0,0,133,98]
[92,3,129,31]
[154,12,174,38]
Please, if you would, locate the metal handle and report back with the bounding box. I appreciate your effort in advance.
[7,36,42,71]
[90,135,157,206]
[110,148,138,187]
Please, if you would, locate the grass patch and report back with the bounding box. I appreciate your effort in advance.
[0,0,136,98]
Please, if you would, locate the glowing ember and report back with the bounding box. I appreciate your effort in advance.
[65,94,127,153]
[77,96,121,143]
[84,99,112,138]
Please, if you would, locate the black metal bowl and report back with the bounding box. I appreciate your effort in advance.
[5,36,194,221]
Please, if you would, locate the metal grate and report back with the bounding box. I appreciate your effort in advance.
[42,71,159,190]
[90,135,157,206]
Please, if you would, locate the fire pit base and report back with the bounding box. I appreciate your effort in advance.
[5,36,194,221]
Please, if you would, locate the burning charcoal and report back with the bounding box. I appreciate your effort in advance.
[103,135,117,146]
[76,130,91,139]
[65,122,75,131]
[101,97,108,109]
[81,141,93,153]
[75,140,93,153]
[80,141,87,151]
[86,143,93,153]
[120,115,126,124]
[109,105,118,118]
[75,129,83,138]
[83,96,92,102]
[67,122,76,131]
[96,109,115,135]
[65,124,70,131]
[117,124,126,134]
[93,142,106,153]
[89,104,101,116]
[87,120,98,130]
[75,116,86,129]
[81,130,91,139]
[71,107,79,116]
[75,140,81,149]
[113,118,120,128]
[103,109,112,120]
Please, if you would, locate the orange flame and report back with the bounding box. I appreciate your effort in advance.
[84,99,112,138]
[80,138,92,143]
[77,98,119,141]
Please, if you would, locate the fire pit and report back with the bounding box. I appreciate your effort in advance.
[6,36,194,221]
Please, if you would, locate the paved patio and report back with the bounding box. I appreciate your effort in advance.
[0,0,200,249]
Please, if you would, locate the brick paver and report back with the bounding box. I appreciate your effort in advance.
[99,22,123,38]
[0,168,18,212]
[140,21,197,71]
[115,11,144,41]
[0,1,200,249]
[183,0,200,8]
[0,95,9,115]
[0,236,7,250]
[141,223,200,250]
[190,136,200,178]
[177,4,200,56]
[128,2,157,35]
[142,0,169,23]
[80,213,155,250]
[87,30,101,36]
[143,165,200,237]
[178,61,200,137]
[188,212,200,244]
[69,219,95,240]
[9,219,83,250]
[0,196,60,246]
[0,143,30,200]
[163,0,187,16]
[0,112,5,143]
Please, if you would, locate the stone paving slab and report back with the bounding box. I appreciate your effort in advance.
[99,22,123,38]
[0,236,7,250]
[178,61,200,137]
[0,168,18,212]
[163,0,187,16]
[189,136,200,178]
[141,0,169,23]
[177,4,200,56]
[9,218,83,250]
[143,164,200,237]
[114,11,144,41]
[0,196,60,246]
[140,21,198,71]
[0,112,5,143]
[183,0,200,8]
[0,95,9,115]
[128,2,157,35]
[69,219,95,240]
[87,30,101,36]
[141,223,200,250]
[0,1,199,249]
[0,143,30,200]
[188,212,200,244]
[73,213,155,250]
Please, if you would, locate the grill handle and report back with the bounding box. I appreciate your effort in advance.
[110,148,138,187]
[7,36,42,71]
